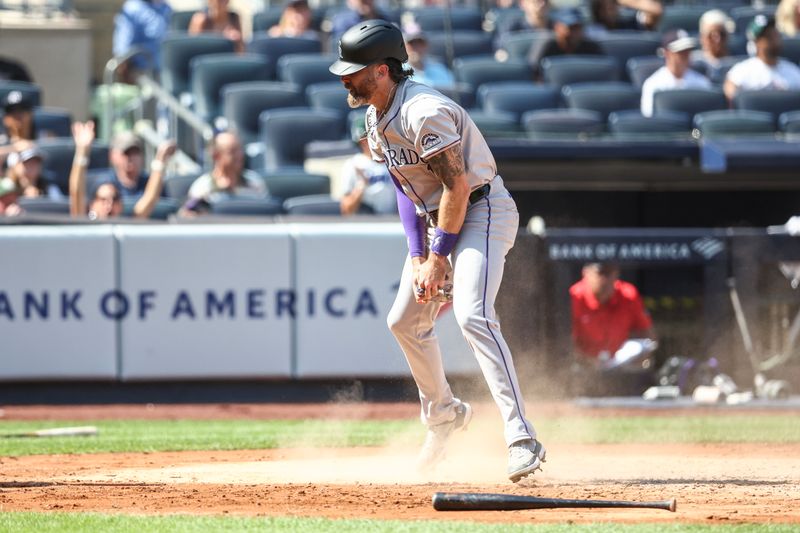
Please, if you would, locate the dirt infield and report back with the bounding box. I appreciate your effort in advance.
[1,403,799,525]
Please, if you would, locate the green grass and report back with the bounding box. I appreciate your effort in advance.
[0,415,797,457]
[0,513,795,533]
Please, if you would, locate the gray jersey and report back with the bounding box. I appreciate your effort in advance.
[366,79,497,214]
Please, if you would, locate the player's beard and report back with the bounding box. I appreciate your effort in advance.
[346,70,378,108]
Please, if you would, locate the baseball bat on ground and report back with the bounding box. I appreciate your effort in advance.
[0,426,98,438]
[432,492,676,512]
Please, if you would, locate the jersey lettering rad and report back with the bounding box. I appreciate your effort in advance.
[366,79,497,214]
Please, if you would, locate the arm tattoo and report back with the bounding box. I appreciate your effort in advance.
[427,144,465,190]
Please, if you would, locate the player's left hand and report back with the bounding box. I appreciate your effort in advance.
[415,254,448,303]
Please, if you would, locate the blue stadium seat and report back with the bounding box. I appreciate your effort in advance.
[780,110,800,135]
[38,139,110,195]
[626,56,664,89]
[521,109,605,139]
[247,36,322,80]
[277,54,339,90]
[468,110,523,138]
[251,6,284,32]
[16,197,70,215]
[160,33,235,97]
[485,7,523,33]
[693,110,776,138]
[190,54,270,123]
[608,110,691,138]
[33,107,72,138]
[407,7,484,31]
[222,81,305,144]
[562,82,641,121]
[284,193,357,215]
[210,197,284,216]
[652,88,727,118]
[781,38,800,64]
[453,57,534,92]
[260,171,331,201]
[540,55,620,86]
[595,33,661,82]
[170,10,196,31]
[0,80,42,107]
[424,31,495,66]
[259,108,346,171]
[434,83,476,110]
[499,30,552,61]
[734,90,800,125]
[122,197,181,220]
[477,82,560,121]
[657,5,708,33]
[163,172,202,203]
[305,81,351,117]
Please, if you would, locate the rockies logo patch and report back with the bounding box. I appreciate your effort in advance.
[421,133,442,150]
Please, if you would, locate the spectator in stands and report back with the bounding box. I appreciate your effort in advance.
[587,0,663,36]
[641,30,711,117]
[691,10,736,84]
[0,55,33,83]
[113,0,172,83]
[569,262,657,395]
[94,130,173,199]
[180,131,266,216]
[528,8,602,70]
[0,142,61,216]
[69,121,175,220]
[503,0,551,33]
[403,26,455,89]
[0,90,36,167]
[268,0,319,39]
[724,15,800,101]
[340,116,396,216]
[330,0,391,41]
[777,0,800,37]
[188,0,244,53]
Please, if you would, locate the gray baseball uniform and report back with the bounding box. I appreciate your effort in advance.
[370,79,537,447]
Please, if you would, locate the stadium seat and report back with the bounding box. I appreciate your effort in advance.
[16,197,70,215]
[608,110,691,138]
[259,107,346,171]
[690,55,746,86]
[407,7,484,31]
[693,110,776,138]
[424,31,495,66]
[305,82,351,117]
[780,110,800,135]
[284,193,372,215]
[485,7,523,33]
[540,55,620,86]
[210,197,284,216]
[163,173,201,203]
[160,33,235,97]
[595,33,661,81]
[477,82,560,121]
[626,56,664,89]
[521,109,605,139]
[0,80,42,107]
[734,90,800,125]
[277,54,339,91]
[170,10,195,31]
[38,139,110,195]
[251,6,284,32]
[190,54,270,123]
[781,38,800,64]
[434,83,476,110]
[452,57,534,92]
[222,81,305,144]
[260,171,331,201]
[656,5,708,33]
[562,82,641,121]
[499,30,552,61]
[247,36,322,80]
[652,88,727,118]
[467,110,523,138]
[33,107,72,138]
[123,197,181,220]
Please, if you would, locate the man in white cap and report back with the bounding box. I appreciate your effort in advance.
[724,15,800,101]
[640,29,711,117]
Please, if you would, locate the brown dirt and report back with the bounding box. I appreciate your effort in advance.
[0,403,798,525]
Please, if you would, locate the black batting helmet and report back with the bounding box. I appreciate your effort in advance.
[329,19,408,76]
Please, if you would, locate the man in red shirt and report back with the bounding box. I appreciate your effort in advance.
[569,262,657,394]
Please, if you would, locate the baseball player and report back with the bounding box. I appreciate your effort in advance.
[329,20,546,482]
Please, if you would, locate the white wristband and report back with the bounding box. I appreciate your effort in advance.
[150,159,165,173]
[73,156,89,167]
